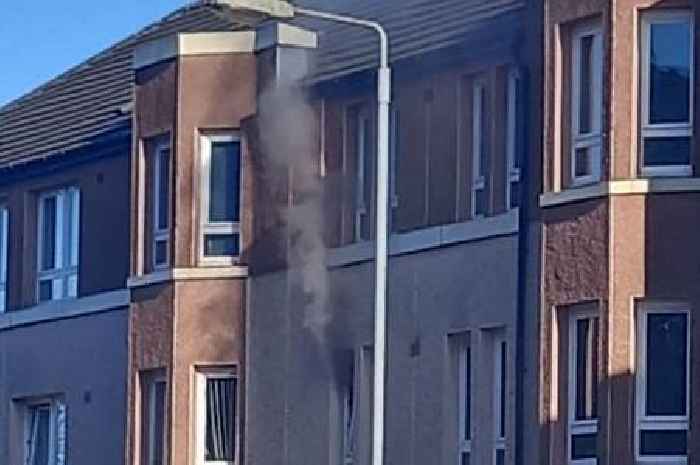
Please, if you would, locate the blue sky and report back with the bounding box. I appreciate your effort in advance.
[0,0,189,107]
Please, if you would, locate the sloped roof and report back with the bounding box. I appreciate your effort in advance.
[0,0,526,172]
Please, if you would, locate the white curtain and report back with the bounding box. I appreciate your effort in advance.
[206,378,235,461]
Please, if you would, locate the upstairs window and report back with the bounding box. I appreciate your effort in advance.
[0,205,7,312]
[569,311,599,464]
[195,367,238,465]
[506,68,524,209]
[348,106,373,242]
[472,79,489,218]
[640,11,694,176]
[200,134,242,265]
[37,187,79,303]
[571,23,603,186]
[152,143,170,270]
[636,306,689,463]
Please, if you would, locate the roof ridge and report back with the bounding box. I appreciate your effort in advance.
[0,1,210,114]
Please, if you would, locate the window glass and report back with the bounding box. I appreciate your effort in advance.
[204,235,239,257]
[498,341,506,439]
[649,22,691,125]
[575,318,599,421]
[209,142,240,223]
[205,377,236,462]
[463,346,471,441]
[640,430,687,456]
[27,405,51,465]
[571,433,597,460]
[646,313,687,416]
[643,137,691,167]
[150,381,166,465]
[343,359,356,464]
[41,196,57,271]
[579,35,594,135]
[0,207,7,312]
[157,148,170,231]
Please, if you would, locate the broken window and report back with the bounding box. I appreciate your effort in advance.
[37,187,79,302]
[196,368,238,464]
[24,400,66,465]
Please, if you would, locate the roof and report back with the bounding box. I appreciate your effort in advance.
[0,0,526,172]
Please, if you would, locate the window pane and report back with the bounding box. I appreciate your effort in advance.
[206,378,236,461]
[495,449,505,465]
[640,430,687,456]
[649,22,691,124]
[579,35,594,135]
[646,313,687,416]
[38,280,53,303]
[499,341,506,439]
[151,382,166,465]
[41,197,56,271]
[510,182,520,209]
[154,240,168,267]
[474,189,487,217]
[460,452,470,465]
[157,149,170,231]
[204,234,239,257]
[209,142,240,223]
[464,346,471,440]
[571,433,597,460]
[574,147,590,178]
[343,361,355,460]
[29,407,51,465]
[643,137,691,167]
[576,318,599,420]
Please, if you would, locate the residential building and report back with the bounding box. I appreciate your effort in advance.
[532,1,700,464]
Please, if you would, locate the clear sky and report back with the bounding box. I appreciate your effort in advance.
[0,0,190,107]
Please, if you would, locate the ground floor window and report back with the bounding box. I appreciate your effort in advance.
[195,367,238,465]
[636,303,689,463]
[493,333,507,465]
[24,398,66,465]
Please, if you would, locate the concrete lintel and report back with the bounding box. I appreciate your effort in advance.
[540,178,700,208]
[0,289,130,331]
[326,209,520,269]
[255,22,318,51]
[133,31,257,70]
[127,266,250,288]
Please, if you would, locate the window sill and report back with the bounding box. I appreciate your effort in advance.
[540,178,700,208]
[327,209,519,269]
[0,289,130,331]
[127,266,249,288]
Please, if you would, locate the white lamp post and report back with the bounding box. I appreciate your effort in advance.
[225,2,391,464]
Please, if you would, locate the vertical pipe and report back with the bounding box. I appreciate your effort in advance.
[373,64,391,465]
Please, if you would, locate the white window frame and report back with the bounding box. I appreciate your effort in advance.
[571,23,603,186]
[472,79,488,219]
[355,112,371,242]
[199,134,243,266]
[568,309,599,465]
[635,303,690,465]
[506,68,522,209]
[0,205,8,313]
[195,367,239,465]
[458,338,472,465]
[640,10,695,178]
[147,378,167,465]
[37,187,79,303]
[24,398,65,465]
[493,334,507,465]
[152,142,170,270]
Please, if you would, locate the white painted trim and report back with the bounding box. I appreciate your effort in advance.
[540,178,700,207]
[327,209,519,268]
[0,289,129,331]
[127,267,249,288]
[133,31,257,69]
[254,22,318,51]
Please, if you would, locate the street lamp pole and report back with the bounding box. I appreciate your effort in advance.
[290,8,391,465]
[225,2,391,463]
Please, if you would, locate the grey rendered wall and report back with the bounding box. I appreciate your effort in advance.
[0,308,128,465]
[247,234,519,465]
